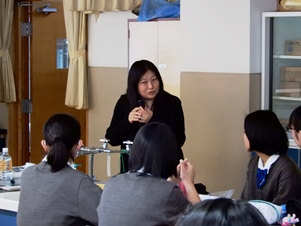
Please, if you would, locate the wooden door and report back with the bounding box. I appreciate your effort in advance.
[30,1,87,172]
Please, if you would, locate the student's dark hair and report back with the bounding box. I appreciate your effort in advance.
[127,60,164,110]
[129,122,178,179]
[176,198,269,226]
[244,110,288,155]
[289,105,301,133]
[43,114,81,172]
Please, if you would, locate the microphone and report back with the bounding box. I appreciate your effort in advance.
[138,100,145,109]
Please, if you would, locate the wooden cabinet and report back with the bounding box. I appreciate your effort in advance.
[128,19,181,97]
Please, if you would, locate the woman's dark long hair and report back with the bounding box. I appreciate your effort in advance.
[127,60,164,110]
[43,114,81,172]
[129,122,179,179]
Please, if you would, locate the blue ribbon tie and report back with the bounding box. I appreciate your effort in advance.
[256,168,268,189]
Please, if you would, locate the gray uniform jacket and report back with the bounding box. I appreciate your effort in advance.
[17,161,102,226]
[97,172,190,226]
[241,155,301,205]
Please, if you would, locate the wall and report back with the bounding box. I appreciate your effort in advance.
[179,0,276,198]
[181,0,277,73]
[181,72,261,196]
[181,1,250,73]
[88,11,136,67]
[87,1,277,198]
[88,11,137,180]
[88,67,128,179]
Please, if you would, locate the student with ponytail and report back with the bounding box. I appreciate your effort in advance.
[17,114,102,226]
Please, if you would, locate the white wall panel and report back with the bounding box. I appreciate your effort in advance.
[88,11,137,67]
[128,21,158,67]
[181,0,250,73]
[181,0,276,73]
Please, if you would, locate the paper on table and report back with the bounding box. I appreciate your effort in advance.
[210,189,235,198]
[1,186,21,191]
[24,162,35,168]
[96,183,105,189]
[199,189,235,201]
[199,194,219,200]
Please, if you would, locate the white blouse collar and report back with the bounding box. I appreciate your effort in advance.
[258,154,280,173]
[42,155,74,169]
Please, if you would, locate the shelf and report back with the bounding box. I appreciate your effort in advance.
[273,96,301,101]
[273,55,301,59]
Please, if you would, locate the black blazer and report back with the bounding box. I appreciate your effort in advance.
[105,91,186,159]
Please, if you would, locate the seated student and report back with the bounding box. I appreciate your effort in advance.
[286,105,301,223]
[288,105,301,149]
[241,110,301,205]
[176,198,269,226]
[17,114,102,226]
[97,122,200,226]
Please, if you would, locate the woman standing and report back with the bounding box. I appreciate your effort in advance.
[241,110,301,205]
[106,59,185,173]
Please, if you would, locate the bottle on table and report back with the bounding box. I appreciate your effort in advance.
[0,147,13,186]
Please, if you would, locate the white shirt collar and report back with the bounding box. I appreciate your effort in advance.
[137,167,152,176]
[42,155,74,169]
[41,155,47,162]
[258,154,280,173]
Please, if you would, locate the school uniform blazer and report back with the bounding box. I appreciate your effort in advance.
[105,91,186,159]
[97,172,190,226]
[17,161,102,226]
[241,155,301,205]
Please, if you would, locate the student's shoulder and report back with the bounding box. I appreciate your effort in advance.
[278,155,298,165]
[66,168,101,189]
[67,166,91,179]
[103,173,130,188]
[105,172,130,182]
[271,155,301,177]
[277,155,300,170]
[147,175,179,189]
[21,164,37,176]
[22,161,46,173]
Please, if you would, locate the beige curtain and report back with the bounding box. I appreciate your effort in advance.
[67,0,142,12]
[0,0,16,103]
[63,0,141,109]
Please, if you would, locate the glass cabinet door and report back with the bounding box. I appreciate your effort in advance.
[270,15,301,131]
